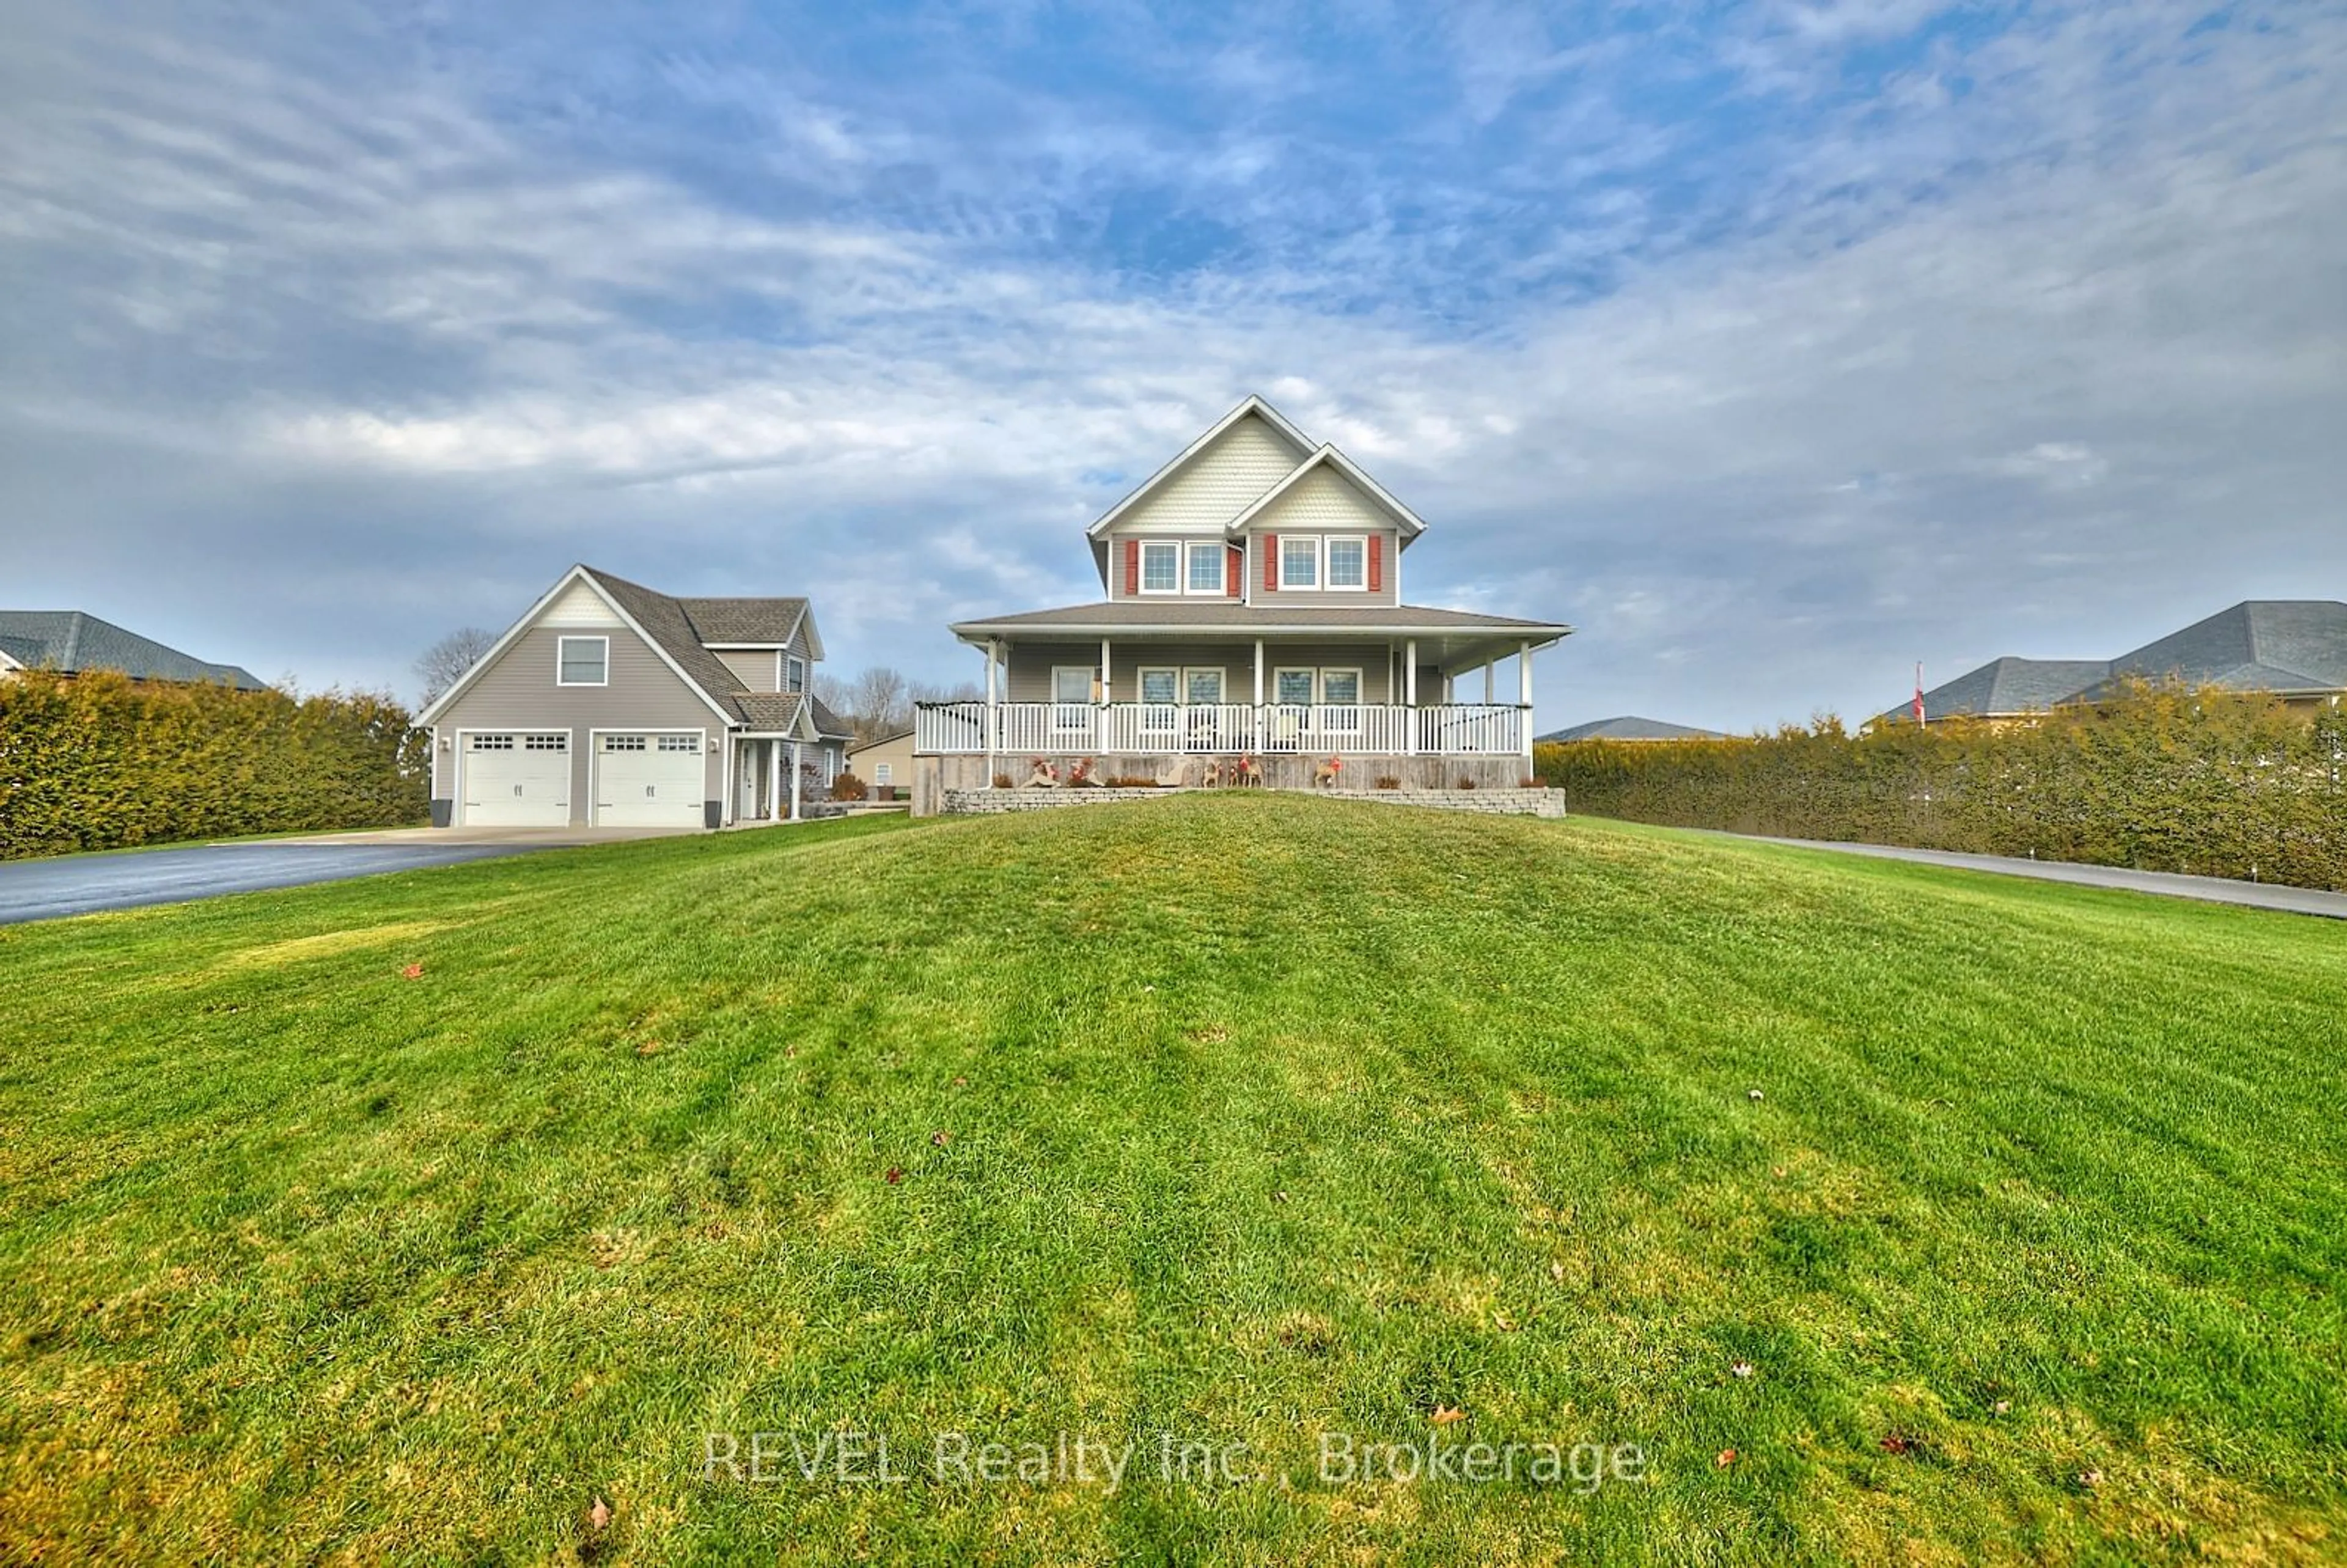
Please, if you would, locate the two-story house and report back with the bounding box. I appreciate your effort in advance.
[911,397,1573,810]
[418,564,851,830]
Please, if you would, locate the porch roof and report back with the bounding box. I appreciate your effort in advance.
[949,601,1573,670]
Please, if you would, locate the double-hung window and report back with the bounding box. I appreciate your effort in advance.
[1274,668,1317,706]
[1320,669,1362,731]
[1186,542,1224,594]
[1279,536,1320,590]
[557,636,609,686]
[1140,541,1181,594]
[1052,666,1095,736]
[1326,536,1367,590]
[785,656,806,694]
[1137,667,1179,735]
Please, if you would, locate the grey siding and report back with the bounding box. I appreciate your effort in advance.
[714,648,780,692]
[1002,640,1409,704]
[432,621,727,824]
[1103,534,1243,605]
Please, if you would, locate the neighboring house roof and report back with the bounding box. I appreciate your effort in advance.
[2079,599,2347,699]
[1538,716,1727,742]
[847,724,915,755]
[733,694,826,738]
[1878,601,2347,723]
[1880,657,2114,725]
[0,610,263,689]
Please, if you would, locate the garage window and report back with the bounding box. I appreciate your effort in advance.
[601,735,647,752]
[557,636,609,686]
[523,733,567,750]
[471,734,515,750]
[658,734,700,752]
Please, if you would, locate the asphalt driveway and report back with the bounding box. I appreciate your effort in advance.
[0,841,545,925]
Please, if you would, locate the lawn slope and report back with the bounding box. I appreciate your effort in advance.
[1,800,2341,1564]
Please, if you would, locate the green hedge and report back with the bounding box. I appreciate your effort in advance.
[1535,684,2347,892]
[0,671,429,860]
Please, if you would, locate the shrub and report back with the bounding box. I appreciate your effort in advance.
[991,772,1014,789]
[1534,683,2347,892]
[1456,775,1477,790]
[830,771,868,801]
[1375,775,1401,789]
[0,670,427,859]
[1104,776,1160,788]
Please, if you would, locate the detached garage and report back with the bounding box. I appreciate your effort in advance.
[417,564,853,832]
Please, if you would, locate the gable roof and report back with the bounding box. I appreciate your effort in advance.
[415,565,828,728]
[1222,443,1430,539]
[2081,599,2347,698]
[0,610,263,689]
[847,724,915,753]
[1880,656,2114,724]
[675,596,818,658]
[1538,716,1727,742]
[1084,396,1316,541]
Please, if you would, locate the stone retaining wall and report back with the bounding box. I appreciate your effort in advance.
[939,786,1566,817]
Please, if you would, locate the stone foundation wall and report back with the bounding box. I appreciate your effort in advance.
[913,752,1533,816]
[1320,786,1567,818]
[936,784,1567,818]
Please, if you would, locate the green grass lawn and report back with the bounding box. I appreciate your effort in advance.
[2,800,2341,1564]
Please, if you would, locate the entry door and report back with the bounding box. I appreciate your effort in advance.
[595,733,704,827]
[463,733,570,826]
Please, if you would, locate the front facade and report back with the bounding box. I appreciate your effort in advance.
[417,565,850,830]
[914,397,1573,811]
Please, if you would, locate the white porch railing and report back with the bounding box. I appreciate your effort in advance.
[915,702,1527,757]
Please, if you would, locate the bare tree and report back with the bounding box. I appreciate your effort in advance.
[908,678,985,705]
[811,670,853,716]
[414,627,497,706]
[847,666,911,741]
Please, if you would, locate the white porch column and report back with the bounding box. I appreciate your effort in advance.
[1099,637,1112,751]
[1252,638,1265,752]
[768,739,782,822]
[1485,661,1495,704]
[789,738,803,821]
[985,638,1001,768]
[1404,639,1418,755]
[1518,642,1535,769]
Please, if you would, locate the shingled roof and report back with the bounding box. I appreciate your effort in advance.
[2081,600,2347,699]
[1880,656,2114,724]
[1537,716,1727,742]
[0,610,262,689]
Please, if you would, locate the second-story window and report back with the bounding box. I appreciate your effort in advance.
[786,656,805,693]
[1326,536,1367,590]
[1186,541,1224,593]
[1280,535,1320,589]
[557,635,608,686]
[1140,541,1180,593]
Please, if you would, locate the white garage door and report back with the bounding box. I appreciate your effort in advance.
[463,733,570,826]
[595,733,705,827]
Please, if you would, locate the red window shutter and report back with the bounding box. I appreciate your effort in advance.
[1123,538,1139,595]
[1263,534,1278,591]
[1368,535,1384,592]
[1226,546,1241,597]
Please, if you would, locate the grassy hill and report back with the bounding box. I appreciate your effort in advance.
[1,799,2341,1563]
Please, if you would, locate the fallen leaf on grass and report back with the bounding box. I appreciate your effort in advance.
[1430,1407,1467,1426]
[1731,1361,1754,1379]
[400,963,424,980]
[2077,1468,2103,1489]
[1879,1433,1915,1456]
[1716,1449,1738,1468]
[589,1496,611,1530]
[930,1130,950,1147]
[884,1167,903,1184]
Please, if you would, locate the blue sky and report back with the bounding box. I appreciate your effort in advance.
[2,1,2341,728]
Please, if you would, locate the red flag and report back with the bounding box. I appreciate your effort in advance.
[1912,662,1926,725]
